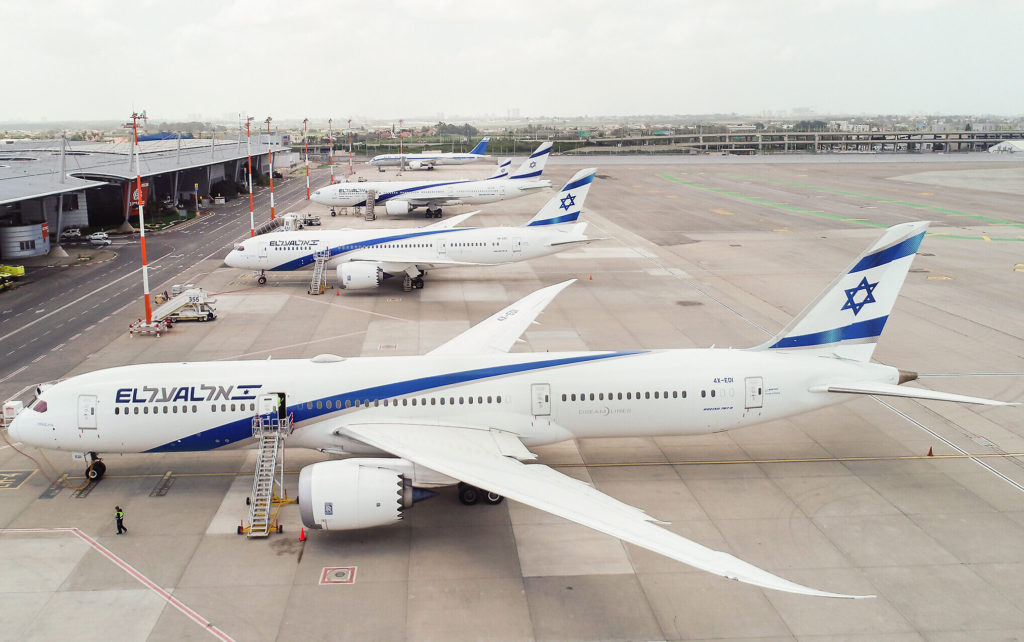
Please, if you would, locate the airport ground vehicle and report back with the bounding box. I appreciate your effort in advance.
[89,237,112,246]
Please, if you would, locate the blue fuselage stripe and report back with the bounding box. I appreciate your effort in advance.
[768,316,889,349]
[144,350,647,452]
[268,228,475,271]
[850,232,925,273]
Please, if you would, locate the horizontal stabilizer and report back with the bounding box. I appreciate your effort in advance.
[810,381,1016,406]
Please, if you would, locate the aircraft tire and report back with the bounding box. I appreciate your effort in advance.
[257,275,267,286]
[458,484,480,506]
[86,460,106,480]
[483,492,504,505]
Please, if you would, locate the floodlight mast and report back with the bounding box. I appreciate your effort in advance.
[303,117,310,199]
[348,118,353,175]
[246,116,255,238]
[266,116,275,219]
[328,118,335,185]
[126,111,152,324]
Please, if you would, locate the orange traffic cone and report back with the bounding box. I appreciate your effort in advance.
[299,527,306,542]
[589,275,593,280]
[927,447,934,457]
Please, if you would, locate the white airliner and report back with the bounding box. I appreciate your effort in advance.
[226,168,599,291]
[8,221,1014,599]
[311,141,553,218]
[369,136,491,170]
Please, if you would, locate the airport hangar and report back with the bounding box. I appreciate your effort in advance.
[0,135,290,259]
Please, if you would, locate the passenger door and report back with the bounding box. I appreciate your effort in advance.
[744,377,763,409]
[78,395,98,431]
[531,383,551,417]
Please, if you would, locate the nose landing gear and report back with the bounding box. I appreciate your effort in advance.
[85,452,106,480]
[257,270,267,286]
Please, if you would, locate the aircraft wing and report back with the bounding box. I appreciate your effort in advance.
[339,422,871,599]
[427,279,575,356]
[423,211,480,230]
[810,381,1016,406]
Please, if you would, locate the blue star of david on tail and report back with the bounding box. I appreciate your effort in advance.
[559,193,576,212]
[841,277,878,315]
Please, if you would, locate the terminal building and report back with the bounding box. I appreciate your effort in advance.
[0,135,291,259]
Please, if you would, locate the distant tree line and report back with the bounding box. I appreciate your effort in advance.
[430,122,479,137]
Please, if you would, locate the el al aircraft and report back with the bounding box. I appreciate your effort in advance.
[226,168,600,291]
[369,136,491,170]
[311,141,552,218]
[8,222,1015,598]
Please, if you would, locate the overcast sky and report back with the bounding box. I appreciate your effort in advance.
[4,0,1022,125]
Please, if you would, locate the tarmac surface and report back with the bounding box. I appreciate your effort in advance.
[1,153,1023,641]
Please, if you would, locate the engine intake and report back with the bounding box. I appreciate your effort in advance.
[337,262,383,289]
[385,200,411,215]
[299,459,419,530]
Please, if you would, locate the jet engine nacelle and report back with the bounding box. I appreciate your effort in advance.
[407,160,422,169]
[385,200,411,215]
[336,262,383,289]
[298,459,419,531]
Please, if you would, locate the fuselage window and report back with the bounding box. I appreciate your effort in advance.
[496,396,502,403]
[173,406,178,414]
[221,403,227,412]
[383,399,389,407]
[144,407,149,414]
[673,391,678,399]
[402,399,408,407]
[468,397,473,405]
[439,397,445,405]
[598,393,604,401]
[618,392,623,400]
[571,394,576,401]
[134,407,139,414]
[211,404,216,412]
[477,396,483,404]
[345,400,352,408]
[459,397,465,405]
[412,398,417,406]
[374,400,380,407]
[115,407,120,415]
[589,393,595,401]
[231,404,236,412]
[701,390,706,398]
[307,402,313,409]
[711,390,716,397]
[653,392,659,399]
[431,398,436,406]
[626,392,631,400]
[487,396,492,404]
[682,391,687,399]
[364,399,370,407]
[562,394,567,402]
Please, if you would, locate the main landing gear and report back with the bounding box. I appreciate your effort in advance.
[402,274,425,291]
[85,452,106,480]
[425,207,442,219]
[458,482,504,506]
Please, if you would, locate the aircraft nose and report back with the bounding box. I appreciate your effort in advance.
[6,413,21,441]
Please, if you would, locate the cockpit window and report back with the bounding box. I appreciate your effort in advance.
[33,400,47,413]
[236,245,244,252]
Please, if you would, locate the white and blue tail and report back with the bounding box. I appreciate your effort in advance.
[752,221,929,362]
[470,137,490,155]
[524,168,595,227]
[510,142,553,180]
[488,159,512,179]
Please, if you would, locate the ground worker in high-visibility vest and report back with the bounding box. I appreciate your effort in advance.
[115,506,127,535]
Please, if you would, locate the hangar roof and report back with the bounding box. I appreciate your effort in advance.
[0,137,280,205]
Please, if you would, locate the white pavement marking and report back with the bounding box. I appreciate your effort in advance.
[0,365,28,383]
[50,343,65,352]
[0,528,235,641]
[0,252,173,344]
[31,355,44,363]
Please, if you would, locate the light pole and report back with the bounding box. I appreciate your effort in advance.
[328,118,335,184]
[246,116,254,237]
[303,117,310,199]
[348,118,353,176]
[126,111,153,324]
[266,116,275,219]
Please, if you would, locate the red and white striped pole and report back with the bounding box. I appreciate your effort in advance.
[328,118,335,184]
[266,116,275,219]
[303,117,310,199]
[127,111,152,324]
[348,118,353,176]
[245,116,254,237]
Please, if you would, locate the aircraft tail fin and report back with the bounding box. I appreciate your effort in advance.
[489,159,512,179]
[751,221,929,362]
[510,142,552,179]
[524,168,595,226]
[470,137,490,155]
